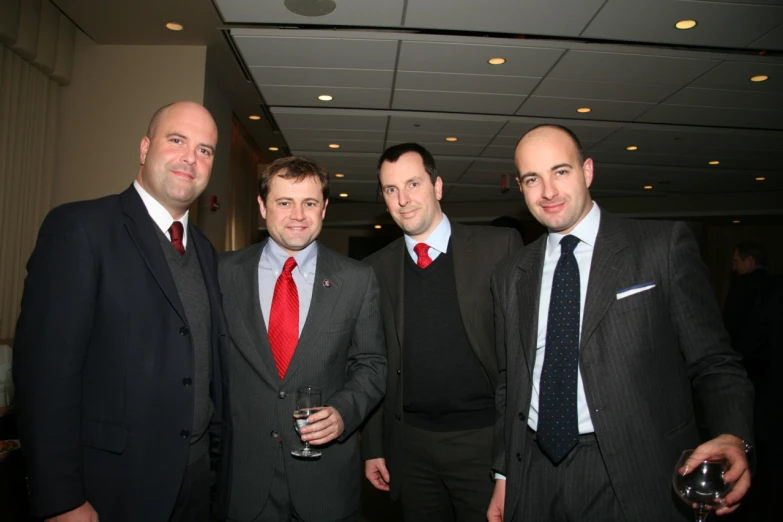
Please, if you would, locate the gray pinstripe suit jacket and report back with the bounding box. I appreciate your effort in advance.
[218,240,386,522]
[491,212,753,522]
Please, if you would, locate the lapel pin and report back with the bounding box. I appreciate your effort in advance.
[322,279,332,288]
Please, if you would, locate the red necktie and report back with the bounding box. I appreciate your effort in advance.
[414,243,433,269]
[268,257,299,380]
[169,221,185,256]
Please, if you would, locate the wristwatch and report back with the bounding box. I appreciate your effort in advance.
[742,439,752,454]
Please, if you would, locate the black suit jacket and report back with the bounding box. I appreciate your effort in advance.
[492,212,753,522]
[13,185,230,521]
[218,240,386,522]
[361,222,522,499]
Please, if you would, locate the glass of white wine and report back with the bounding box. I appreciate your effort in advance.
[672,450,735,522]
[291,386,323,458]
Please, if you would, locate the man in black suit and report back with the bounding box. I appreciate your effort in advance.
[14,101,229,522]
[218,157,386,522]
[362,143,522,521]
[487,124,754,522]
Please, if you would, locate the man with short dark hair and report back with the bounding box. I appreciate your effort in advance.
[362,143,522,521]
[219,156,386,522]
[488,124,754,522]
[14,101,230,522]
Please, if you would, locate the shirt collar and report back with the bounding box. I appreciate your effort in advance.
[404,213,451,257]
[133,180,189,241]
[262,238,318,278]
[546,201,601,258]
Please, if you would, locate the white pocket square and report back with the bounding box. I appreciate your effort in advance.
[616,282,655,300]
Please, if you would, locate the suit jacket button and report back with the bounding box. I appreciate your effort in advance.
[279,391,286,399]
[182,377,192,386]
[270,431,279,438]
[180,429,190,438]
[516,452,522,461]
[179,326,189,336]
[395,413,401,420]
[396,370,401,376]
[518,412,525,421]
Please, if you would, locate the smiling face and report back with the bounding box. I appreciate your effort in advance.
[379,151,443,241]
[137,102,217,219]
[514,126,594,234]
[259,174,328,255]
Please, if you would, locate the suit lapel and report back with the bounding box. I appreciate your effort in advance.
[580,213,629,351]
[229,241,279,385]
[281,243,344,386]
[119,186,187,324]
[516,235,546,378]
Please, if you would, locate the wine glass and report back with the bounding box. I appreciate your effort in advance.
[672,450,735,522]
[291,386,323,458]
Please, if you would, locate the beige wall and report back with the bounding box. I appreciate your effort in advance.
[53,31,207,206]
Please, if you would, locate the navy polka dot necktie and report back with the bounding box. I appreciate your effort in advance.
[537,234,581,464]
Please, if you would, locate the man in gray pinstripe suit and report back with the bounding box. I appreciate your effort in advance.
[487,124,754,522]
[217,157,386,522]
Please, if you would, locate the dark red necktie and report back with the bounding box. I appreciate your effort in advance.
[414,243,433,269]
[168,221,185,256]
[268,257,299,380]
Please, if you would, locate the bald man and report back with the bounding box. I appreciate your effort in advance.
[14,101,230,522]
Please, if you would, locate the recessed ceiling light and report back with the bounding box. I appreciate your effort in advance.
[708,160,720,165]
[284,0,336,16]
[675,20,697,30]
[374,225,382,229]
[756,177,766,181]
[249,115,261,120]
[577,107,592,113]
[334,173,345,178]
[626,145,638,151]
[318,94,333,101]
[750,75,768,82]
[732,220,741,224]
[339,193,348,198]
[445,137,458,142]
[487,57,506,65]
[643,185,653,190]
[268,146,279,151]
[166,22,184,31]
[328,143,340,149]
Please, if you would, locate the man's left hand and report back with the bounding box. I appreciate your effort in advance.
[679,434,751,515]
[300,406,344,445]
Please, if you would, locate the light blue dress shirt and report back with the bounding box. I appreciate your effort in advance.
[403,213,452,263]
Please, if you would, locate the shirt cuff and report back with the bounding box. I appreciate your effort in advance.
[494,473,506,480]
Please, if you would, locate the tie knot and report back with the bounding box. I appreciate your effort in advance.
[414,243,430,258]
[282,257,297,274]
[559,235,580,255]
[169,221,184,242]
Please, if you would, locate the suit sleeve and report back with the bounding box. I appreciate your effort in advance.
[327,266,387,439]
[490,270,508,475]
[13,208,97,517]
[667,222,754,442]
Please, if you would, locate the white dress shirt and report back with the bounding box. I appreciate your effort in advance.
[258,239,318,335]
[403,213,451,262]
[528,202,602,434]
[133,180,189,247]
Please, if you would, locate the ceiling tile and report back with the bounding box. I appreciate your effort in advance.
[396,71,540,95]
[251,66,393,89]
[393,90,525,114]
[261,85,391,109]
[517,96,654,121]
[533,78,679,103]
[663,87,783,110]
[385,131,493,147]
[398,41,564,77]
[217,0,405,26]
[636,104,783,129]
[272,109,388,131]
[498,121,621,142]
[549,50,720,85]
[388,116,505,135]
[750,23,783,50]
[690,61,783,93]
[289,138,384,153]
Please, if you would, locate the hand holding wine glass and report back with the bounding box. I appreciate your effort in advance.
[673,450,734,521]
[291,386,323,458]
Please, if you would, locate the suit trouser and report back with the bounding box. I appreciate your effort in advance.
[170,451,211,522]
[246,444,357,522]
[512,427,626,522]
[399,422,494,522]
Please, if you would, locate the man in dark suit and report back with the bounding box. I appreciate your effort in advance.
[218,157,386,522]
[362,143,522,521]
[487,124,754,522]
[14,101,230,522]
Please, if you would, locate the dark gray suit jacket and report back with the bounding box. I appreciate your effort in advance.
[218,240,386,522]
[361,222,522,499]
[492,212,754,522]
